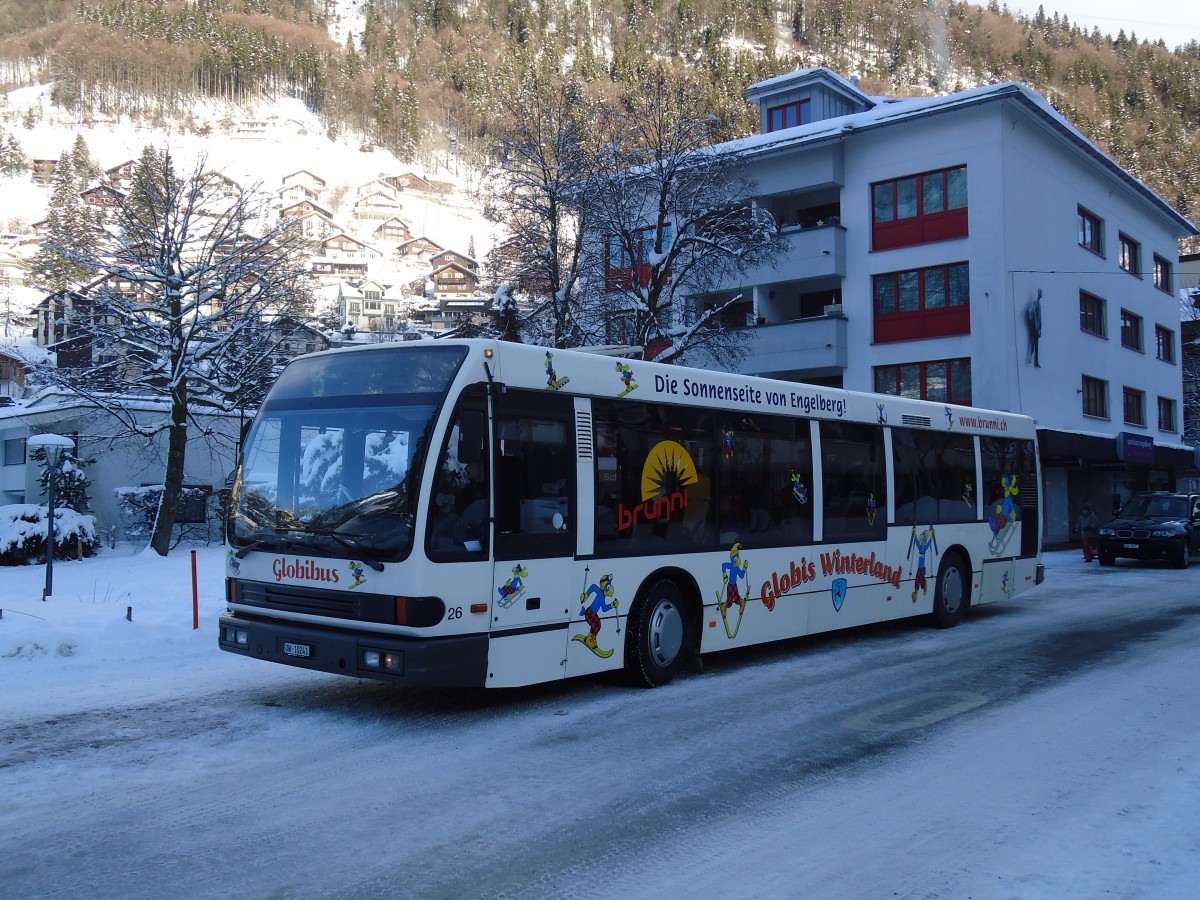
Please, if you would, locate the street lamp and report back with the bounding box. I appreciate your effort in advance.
[28,433,75,601]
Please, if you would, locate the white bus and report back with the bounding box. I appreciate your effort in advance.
[219,339,1043,687]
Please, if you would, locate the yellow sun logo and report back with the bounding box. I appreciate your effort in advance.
[641,440,698,501]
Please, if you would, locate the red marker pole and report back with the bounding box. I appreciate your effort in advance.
[191,549,199,630]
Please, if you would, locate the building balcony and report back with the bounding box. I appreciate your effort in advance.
[710,223,846,294]
[738,312,848,380]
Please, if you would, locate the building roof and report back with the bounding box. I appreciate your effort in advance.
[730,69,1198,238]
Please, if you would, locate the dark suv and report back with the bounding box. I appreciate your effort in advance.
[1098,491,1200,568]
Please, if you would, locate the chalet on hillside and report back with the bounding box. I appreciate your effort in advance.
[373,217,411,244]
[103,160,138,188]
[277,182,321,206]
[266,315,331,366]
[0,347,33,400]
[337,279,415,333]
[200,171,243,202]
[356,178,397,198]
[430,260,480,299]
[384,172,434,194]
[280,199,336,221]
[0,250,31,287]
[396,236,444,261]
[310,233,379,281]
[428,250,477,272]
[431,295,489,331]
[353,190,402,220]
[31,160,57,185]
[281,170,326,193]
[80,184,125,209]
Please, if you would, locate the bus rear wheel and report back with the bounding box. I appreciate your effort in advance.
[932,552,970,629]
[626,579,688,688]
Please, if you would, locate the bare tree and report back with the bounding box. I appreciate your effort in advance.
[579,68,786,364]
[479,63,600,347]
[34,149,314,556]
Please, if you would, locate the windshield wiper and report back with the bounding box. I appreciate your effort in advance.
[234,527,386,571]
[311,529,386,571]
[233,530,325,559]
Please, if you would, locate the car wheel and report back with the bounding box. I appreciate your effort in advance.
[932,552,970,629]
[1098,550,1115,566]
[1174,541,1190,569]
[625,578,689,687]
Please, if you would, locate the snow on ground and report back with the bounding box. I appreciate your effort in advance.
[0,543,304,721]
[2,547,1199,897]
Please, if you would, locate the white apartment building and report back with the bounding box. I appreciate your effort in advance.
[639,68,1198,544]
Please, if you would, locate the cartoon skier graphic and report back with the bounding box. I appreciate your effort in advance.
[348,560,367,589]
[496,563,529,608]
[790,471,809,504]
[573,572,619,657]
[722,428,735,459]
[866,491,878,525]
[716,543,751,637]
[876,403,887,425]
[615,360,637,397]
[907,523,938,603]
[988,474,1020,554]
[545,350,570,391]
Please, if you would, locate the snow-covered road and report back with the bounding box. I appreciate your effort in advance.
[1,549,1198,898]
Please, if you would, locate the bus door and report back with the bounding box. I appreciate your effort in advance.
[489,389,582,684]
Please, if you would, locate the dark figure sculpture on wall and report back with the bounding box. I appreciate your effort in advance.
[1025,289,1043,368]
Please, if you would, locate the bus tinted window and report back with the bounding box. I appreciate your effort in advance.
[593,400,716,553]
[716,414,813,548]
[820,421,887,542]
[981,437,1039,556]
[892,428,977,525]
[268,345,466,401]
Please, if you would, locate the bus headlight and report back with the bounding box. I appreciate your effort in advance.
[362,648,403,672]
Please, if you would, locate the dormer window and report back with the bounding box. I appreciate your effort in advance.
[767,100,811,132]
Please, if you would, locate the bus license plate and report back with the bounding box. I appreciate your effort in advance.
[283,642,311,658]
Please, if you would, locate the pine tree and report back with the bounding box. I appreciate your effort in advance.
[33,446,93,513]
[30,153,101,293]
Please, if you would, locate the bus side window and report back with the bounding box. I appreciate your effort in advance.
[427,405,489,557]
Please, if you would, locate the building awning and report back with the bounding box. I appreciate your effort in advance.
[1037,428,1196,470]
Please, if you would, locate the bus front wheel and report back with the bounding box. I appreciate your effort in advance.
[932,552,970,629]
[626,579,688,688]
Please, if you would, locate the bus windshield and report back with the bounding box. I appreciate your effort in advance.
[230,345,468,562]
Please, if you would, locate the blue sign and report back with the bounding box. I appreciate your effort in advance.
[1117,432,1154,465]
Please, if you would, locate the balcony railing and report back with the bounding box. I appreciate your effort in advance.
[738,312,848,380]
[709,224,846,294]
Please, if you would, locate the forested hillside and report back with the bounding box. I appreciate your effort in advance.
[1,0,1198,245]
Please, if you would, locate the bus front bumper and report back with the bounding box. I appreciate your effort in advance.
[218,613,489,686]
